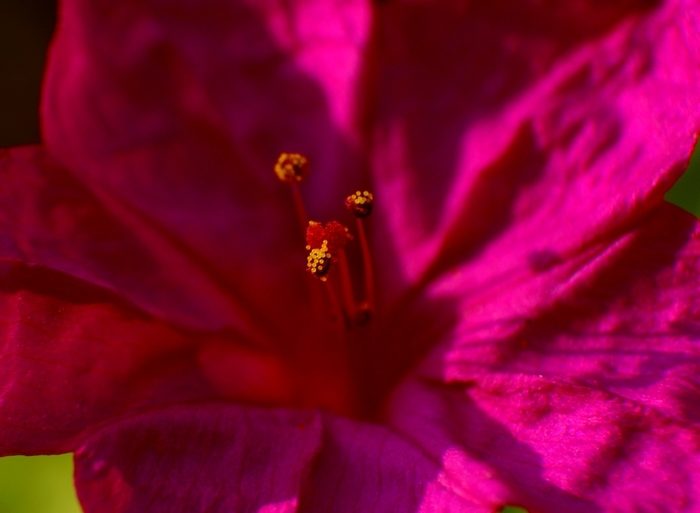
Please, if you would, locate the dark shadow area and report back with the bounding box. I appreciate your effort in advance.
[0,261,128,305]
[352,291,460,419]
[0,0,56,147]
[421,122,547,284]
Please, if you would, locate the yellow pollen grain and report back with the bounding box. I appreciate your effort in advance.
[306,239,332,280]
[274,152,308,183]
[348,190,373,206]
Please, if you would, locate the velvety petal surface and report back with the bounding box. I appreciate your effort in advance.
[74,405,490,513]
[419,202,700,424]
[0,253,295,456]
[391,179,700,510]
[42,0,371,337]
[374,0,700,422]
[0,146,260,334]
[75,406,323,513]
[388,203,700,512]
[0,259,205,455]
[0,263,298,455]
[0,147,302,454]
[388,374,700,513]
[363,0,700,302]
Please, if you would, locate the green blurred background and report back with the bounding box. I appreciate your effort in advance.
[0,456,80,513]
[1,3,83,513]
[666,142,700,216]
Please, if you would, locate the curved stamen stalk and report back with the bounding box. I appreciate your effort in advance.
[355,217,375,316]
[275,152,310,234]
[345,190,375,317]
[337,249,357,321]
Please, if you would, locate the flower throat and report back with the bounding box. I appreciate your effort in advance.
[275,152,375,329]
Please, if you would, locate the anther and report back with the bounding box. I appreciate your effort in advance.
[275,152,309,183]
[346,190,376,319]
[306,240,332,280]
[344,190,374,218]
[306,220,355,321]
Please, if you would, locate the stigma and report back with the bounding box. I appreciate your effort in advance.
[306,220,352,252]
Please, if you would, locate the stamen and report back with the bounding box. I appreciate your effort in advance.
[337,249,357,320]
[284,177,377,331]
[355,219,375,319]
[275,152,310,233]
[273,155,361,413]
[290,184,308,230]
[322,279,346,327]
[306,221,355,320]
[344,190,374,218]
[345,191,376,317]
[274,152,309,183]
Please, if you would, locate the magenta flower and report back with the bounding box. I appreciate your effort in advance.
[2,0,700,511]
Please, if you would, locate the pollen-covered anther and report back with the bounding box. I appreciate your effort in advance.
[306,240,332,280]
[344,190,374,218]
[306,220,352,253]
[274,152,309,183]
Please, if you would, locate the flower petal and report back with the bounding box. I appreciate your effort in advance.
[74,404,492,513]
[75,406,323,513]
[384,0,700,424]
[0,263,205,455]
[425,202,700,424]
[0,146,262,332]
[42,0,371,335]
[365,0,700,294]
[0,148,300,452]
[0,259,299,455]
[300,416,488,513]
[388,374,700,513]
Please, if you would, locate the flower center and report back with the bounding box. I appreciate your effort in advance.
[273,152,385,416]
[275,152,376,329]
[203,154,435,421]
